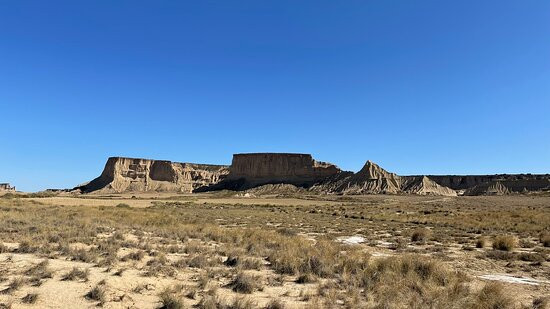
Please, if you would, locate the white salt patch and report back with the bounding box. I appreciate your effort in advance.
[371,252,392,257]
[337,235,365,245]
[377,240,392,247]
[478,274,549,286]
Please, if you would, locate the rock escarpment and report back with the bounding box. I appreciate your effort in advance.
[76,154,549,196]
[223,153,341,189]
[427,174,550,195]
[76,157,229,193]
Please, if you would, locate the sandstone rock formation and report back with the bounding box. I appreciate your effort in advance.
[223,153,340,189]
[401,176,458,196]
[0,183,15,191]
[311,161,457,196]
[76,154,549,196]
[427,174,550,195]
[76,157,229,193]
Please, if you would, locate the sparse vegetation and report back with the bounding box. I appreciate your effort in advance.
[158,288,185,309]
[25,260,53,283]
[476,236,488,248]
[0,277,25,294]
[230,272,262,294]
[85,282,106,303]
[472,282,514,309]
[116,203,131,208]
[541,233,550,247]
[0,194,548,307]
[411,227,432,243]
[265,299,285,309]
[21,293,38,304]
[492,235,518,251]
[62,267,89,281]
[296,273,317,284]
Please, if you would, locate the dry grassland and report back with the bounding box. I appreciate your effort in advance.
[0,192,549,308]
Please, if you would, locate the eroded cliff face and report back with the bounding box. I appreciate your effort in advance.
[225,153,341,188]
[76,155,549,196]
[76,157,229,193]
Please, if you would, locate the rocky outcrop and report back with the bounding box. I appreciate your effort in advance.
[427,174,550,195]
[311,161,457,196]
[401,176,457,196]
[76,157,229,193]
[224,153,340,189]
[0,183,15,191]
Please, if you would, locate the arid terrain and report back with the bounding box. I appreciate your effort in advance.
[0,191,549,308]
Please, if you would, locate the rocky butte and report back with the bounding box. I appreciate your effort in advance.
[76,157,229,193]
[225,153,340,189]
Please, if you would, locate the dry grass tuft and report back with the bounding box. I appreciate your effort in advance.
[472,282,515,309]
[21,293,39,304]
[265,299,286,309]
[158,288,185,309]
[476,236,488,248]
[26,260,53,286]
[532,297,549,309]
[62,267,89,281]
[0,244,10,254]
[411,228,432,243]
[492,235,518,251]
[296,273,317,284]
[229,296,256,309]
[85,282,107,303]
[197,294,222,309]
[123,250,145,261]
[224,255,263,270]
[229,272,262,294]
[0,277,25,294]
[541,233,550,248]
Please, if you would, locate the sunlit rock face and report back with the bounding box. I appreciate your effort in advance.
[76,157,229,193]
[226,153,341,188]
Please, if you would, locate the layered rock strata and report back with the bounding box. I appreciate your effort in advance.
[75,154,549,196]
[225,153,340,189]
[76,157,229,193]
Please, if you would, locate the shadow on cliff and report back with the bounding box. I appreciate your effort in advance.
[193,178,323,193]
[193,178,247,193]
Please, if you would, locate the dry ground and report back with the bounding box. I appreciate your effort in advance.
[0,192,549,308]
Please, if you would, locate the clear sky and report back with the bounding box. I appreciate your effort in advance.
[1,1,549,192]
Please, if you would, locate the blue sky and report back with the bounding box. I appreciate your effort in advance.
[1,1,549,192]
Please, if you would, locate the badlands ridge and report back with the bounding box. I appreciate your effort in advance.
[74,153,550,196]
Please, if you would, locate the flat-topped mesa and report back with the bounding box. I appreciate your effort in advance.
[226,153,340,188]
[76,157,229,193]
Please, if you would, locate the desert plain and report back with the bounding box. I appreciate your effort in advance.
[0,190,549,309]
